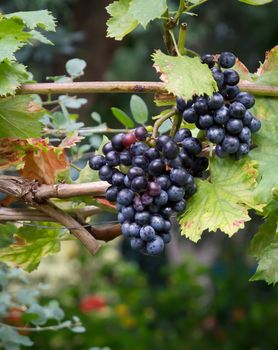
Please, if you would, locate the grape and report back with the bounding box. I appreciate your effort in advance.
[133,196,145,212]
[146,236,165,255]
[226,119,243,134]
[117,189,134,205]
[156,135,171,151]
[118,212,125,224]
[167,186,185,202]
[182,137,202,155]
[168,156,183,168]
[170,168,190,187]
[172,199,186,213]
[127,166,145,180]
[174,128,192,142]
[215,145,227,158]
[229,102,246,119]
[124,175,131,188]
[201,54,215,68]
[141,193,153,206]
[249,118,261,133]
[99,165,113,181]
[148,159,166,176]
[214,106,229,124]
[102,142,114,155]
[132,155,149,170]
[163,141,179,159]
[120,150,132,165]
[122,132,136,148]
[194,97,209,115]
[135,211,150,225]
[130,238,145,250]
[222,135,240,154]
[140,225,156,242]
[148,182,162,196]
[105,151,120,167]
[135,126,148,141]
[223,85,240,100]
[183,107,198,123]
[235,92,255,109]
[179,151,194,168]
[224,69,240,86]
[130,142,149,156]
[145,147,160,160]
[160,206,173,218]
[155,175,171,190]
[207,93,224,110]
[121,206,135,220]
[243,110,253,126]
[164,220,172,231]
[176,97,187,112]
[154,190,168,206]
[199,114,214,129]
[161,233,172,244]
[219,52,236,68]
[111,133,124,151]
[239,127,251,143]
[106,186,119,202]
[191,157,209,174]
[211,67,225,89]
[112,172,125,187]
[150,215,165,231]
[129,223,141,237]
[121,222,130,237]
[89,155,106,170]
[131,176,148,192]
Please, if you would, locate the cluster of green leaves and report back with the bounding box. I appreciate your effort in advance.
[0,264,85,350]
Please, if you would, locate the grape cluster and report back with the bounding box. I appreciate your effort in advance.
[177,52,261,159]
[89,127,207,255]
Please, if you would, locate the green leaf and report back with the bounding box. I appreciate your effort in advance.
[0,61,29,96]
[111,107,134,128]
[106,0,139,40]
[91,112,102,124]
[0,95,43,138]
[153,50,217,101]
[65,58,87,79]
[178,157,259,242]
[238,0,273,5]
[0,223,62,272]
[252,45,278,87]
[75,161,100,183]
[130,95,148,124]
[0,223,16,248]
[129,0,167,28]
[59,95,87,109]
[250,97,278,203]
[27,303,47,325]
[0,325,33,347]
[29,29,53,45]
[6,10,56,31]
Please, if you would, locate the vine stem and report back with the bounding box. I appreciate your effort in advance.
[44,127,130,137]
[151,109,176,139]
[0,321,79,332]
[18,81,278,97]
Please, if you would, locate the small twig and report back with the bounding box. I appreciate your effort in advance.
[0,321,79,332]
[169,30,181,56]
[152,109,176,139]
[169,112,182,138]
[177,23,187,55]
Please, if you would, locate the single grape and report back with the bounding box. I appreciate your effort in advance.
[148,159,166,176]
[124,175,131,188]
[135,211,150,225]
[111,133,124,151]
[215,144,227,158]
[229,102,246,119]
[222,135,240,154]
[120,150,132,166]
[219,52,236,68]
[235,92,255,109]
[182,137,202,155]
[148,182,162,196]
[170,168,190,187]
[99,165,114,181]
[167,185,185,202]
[207,93,224,110]
[183,107,198,123]
[118,212,125,224]
[176,97,187,113]
[243,110,253,126]
[102,142,114,155]
[132,155,149,171]
[89,155,106,170]
[150,215,165,232]
[121,206,135,220]
[224,69,240,86]
[141,193,153,206]
[133,196,145,212]
[140,225,156,242]
[130,142,149,156]
[106,186,119,202]
[127,166,145,180]
[172,199,186,213]
[130,237,145,251]
[226,119,243,134]
[160,206,173,218]
[168,156,183,169]
[122,132,136,148]
[154,190,168,206]
[164,220,172,231]
[249,118,261,133]
[199,114,214,129]
[183,174,195,191]
[156,135,171,151]
[131,176,148,192]
[145,147,160,160]
[129,223,141,238]
[155,175,171,190]
[163,141,179,159]
[238,127,251,143]
[211,67,225,89]
[237,143,250,157]
[105,151,120,167]
[179,151,195,168]
[186,182,197,197]
[201,54,215,68]
[161,233,172,244]
[214,106,229,125]
[191,157,209,173]
[146,236,165,255]
[174,128,192,142]
[117,189,134,206]
[121,222,130,237]
[112,172,125,187]
[135,126,148,141]
[223,85,240,100]
[194,97,209,115]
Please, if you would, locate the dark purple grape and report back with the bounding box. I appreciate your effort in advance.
[194,97,209,115]
[145,147,160,160]
[155,175,171,190]
[127,166,144,180]
[207,93,224,110]
[226,119,243,134]
[168,156,183,168]
[121,206,135,220]
[215,144,227,158]
[150,215,165,232]
[111,133,124,151]
[183,108,198,123]
[161,233,171,244]
[99,165,114,181]
[211,67,224,89]
[163,141,179,159]
[117,189,134,206]
[154,190,168,206]
[102,142,114,155]
[179,151,195,168]
[132,155,149,171]
[106,186,119,202]
[156,135,171,151]
[130,142,149,156]
[135,211,150,225]
[224,69,240,86]
[229,102,246,119]
[172,199,186,213]
[133,196,145,212]
[148,159,166,176]
[199,114,214,129]
[131,176,148,192]
[167,186,185,202]
[121,222,130,237]
[146,236,164,255]
[239,127,251,143]
[222,135,240,154]
[182,137,202,155]
[249,118,261,133]
[174,128,192,142]
[219,52,236,68]
[164,220,172,231]
[89,155,106,170]
[170,168,190,187]
[118,212,125,224]
[214,106,229,125]
[223,85,240,100]
[140,225,156,242]
[148,182,161,196]
[120,150,132,165]
[130,238,145,250]
[135,126,148,141]
[176,97,187,113]
[243,110,254,126]
[129,223,141,238]
[201,54,215,68]
[235,92,255,109]
[124,175,131,188]
[141,193,153,206]
[112,172,125,187]
[106,151,120,167]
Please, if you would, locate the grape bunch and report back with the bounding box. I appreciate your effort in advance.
[89,126,207,255]
[177,52,261,159]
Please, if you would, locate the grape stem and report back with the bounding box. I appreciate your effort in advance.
[151,109,176,139]
[169,112,183,138]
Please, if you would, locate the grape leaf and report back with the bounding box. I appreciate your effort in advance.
[0,96,43,137]
[250,98,278,203]
[153,50,217,101]
[130,95,148,124]
[6,10,56,31]
[238,0,273,5]
[129,0,167,28]
[253,45,278,86]
[178,157,259,242]
[111,107,134,128]
[106,0,138,40]
[0,61,29,96]
[0,224,62,272]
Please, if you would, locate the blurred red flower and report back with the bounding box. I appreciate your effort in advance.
[79,295,107,313]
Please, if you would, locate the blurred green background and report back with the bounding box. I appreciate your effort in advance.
[1,0,278,349]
